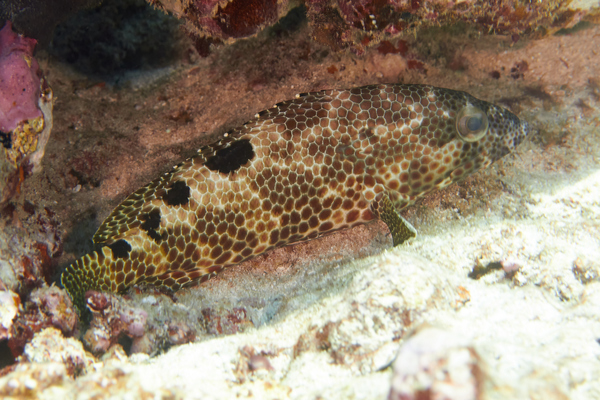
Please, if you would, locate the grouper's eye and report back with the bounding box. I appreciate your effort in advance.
[456,106,489,142]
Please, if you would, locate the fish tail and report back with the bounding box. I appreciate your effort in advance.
[61,248,117,311]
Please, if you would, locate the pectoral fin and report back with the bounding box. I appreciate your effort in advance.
[373,192,417,246]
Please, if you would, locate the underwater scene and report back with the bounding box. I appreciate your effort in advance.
[0,0,599,398]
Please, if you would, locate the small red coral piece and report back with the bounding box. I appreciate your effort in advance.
[407,59,425,70]
[377,40,409,56]
[85,290,110,312]
[214,0,279,38]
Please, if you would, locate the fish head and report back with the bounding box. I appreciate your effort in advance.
[430,88,531,185]
[456,96,530,165]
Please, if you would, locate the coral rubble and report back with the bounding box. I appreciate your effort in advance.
[22,327,95,377]
[8,286,78,357]
[82,290,202,356]
[0,203,61,293]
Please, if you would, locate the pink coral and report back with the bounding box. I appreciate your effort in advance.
[0,21,53,204]
[0,22,43,133]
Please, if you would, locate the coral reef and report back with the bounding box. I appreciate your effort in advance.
[0,0,597,396]
[3,0,600,60]
[82,290,201,355]
[0,22,53,205]
[146,0,599,55]
[3,0,598,58]
[306,0,598,53]
[8,286,78,357]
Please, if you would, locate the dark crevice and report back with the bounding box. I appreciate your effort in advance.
[48,0,182,78]
[117,335,133,355]
[0,340,16,369]
[0,131,11,149]
[269,4,307,37]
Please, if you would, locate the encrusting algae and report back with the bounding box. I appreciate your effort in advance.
[61,84,530,309]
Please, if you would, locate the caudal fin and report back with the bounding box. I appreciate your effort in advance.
[61,248,118,311]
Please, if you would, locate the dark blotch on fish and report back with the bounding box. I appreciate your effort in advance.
[205,139,255,174]
[140,209,162,242]
[107,239,132,259]
[164,181,190,206]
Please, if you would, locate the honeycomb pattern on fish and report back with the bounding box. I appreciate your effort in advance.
[62,84,530,307]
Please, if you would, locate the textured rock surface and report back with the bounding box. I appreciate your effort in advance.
[0,362,68,398]
[388,328,483,400]
[0,204,61,293]
[83,291,149,355]
[150,0,600,55]
[149,0,292,43]
[8,285,78,358]
[22,327,95,376]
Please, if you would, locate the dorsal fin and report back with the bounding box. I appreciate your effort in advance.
[93,171,175,244]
